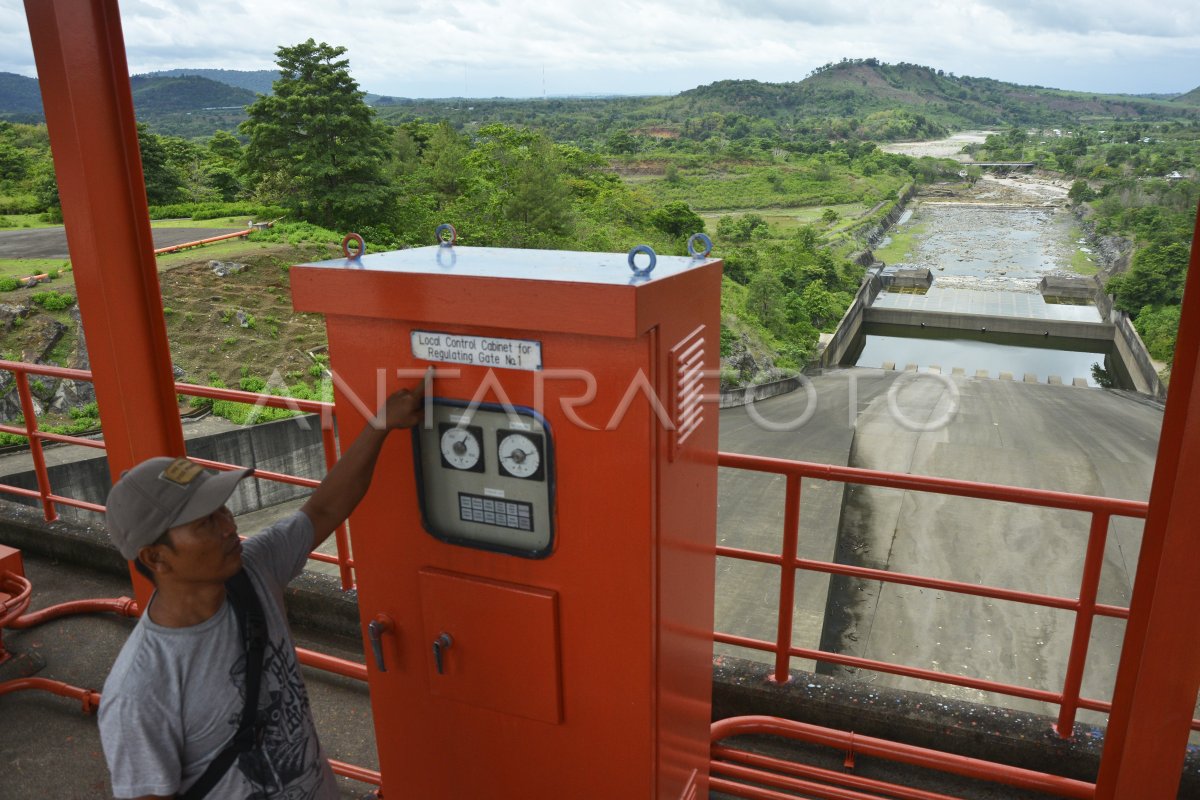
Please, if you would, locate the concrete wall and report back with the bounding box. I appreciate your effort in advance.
[863,307,1115,341]
[719,376,802,408]
[817,272,884,369]
[1113,311,1166,398]
[0,415,327,522]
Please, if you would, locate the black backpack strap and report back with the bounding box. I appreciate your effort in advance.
[179,569,267,800]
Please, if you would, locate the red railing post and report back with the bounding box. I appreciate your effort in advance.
[14,371,57,522]
[771,474,802,683]
[321,423,354,590]
[1055,511,1111,738]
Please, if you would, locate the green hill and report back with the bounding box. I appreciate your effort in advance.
[141,68,278,95]
[673,60,1195,129]
[129,75,256,113]
[1173,86,1200,106]
[0,72,44,120]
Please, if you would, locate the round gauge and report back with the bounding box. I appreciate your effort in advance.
[440,427,482,471]
[498,432,541,479]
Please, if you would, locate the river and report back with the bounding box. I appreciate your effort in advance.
[848,149,1117,386]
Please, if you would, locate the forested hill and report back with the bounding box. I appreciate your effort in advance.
[128,75,257,112]
[0,73,43,120]
[4,58,1198,139]
[141,68,279,95]
[672,60,1195,129]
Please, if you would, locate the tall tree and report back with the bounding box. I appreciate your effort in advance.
[240,39,394,230]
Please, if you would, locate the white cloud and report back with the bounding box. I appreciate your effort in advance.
[2,0,1197,96]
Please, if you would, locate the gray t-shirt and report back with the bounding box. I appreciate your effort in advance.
[98,511,338,799]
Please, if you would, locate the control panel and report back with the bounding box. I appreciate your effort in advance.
[413,399,555,558]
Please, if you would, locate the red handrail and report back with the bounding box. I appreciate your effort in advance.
[0,360,354,590]
[714,449,1188,738]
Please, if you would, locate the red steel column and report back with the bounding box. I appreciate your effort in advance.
[24,0,185,605]
[1096,204,1200,798]
[23,0,185,470]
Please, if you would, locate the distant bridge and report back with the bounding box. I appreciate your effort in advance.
[971,162,1035,169]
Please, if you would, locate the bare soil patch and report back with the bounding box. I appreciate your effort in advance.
[158,243,337,388]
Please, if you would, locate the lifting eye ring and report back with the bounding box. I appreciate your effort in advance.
[627,244,657,276]
[341,232,365,260]
[687,233,713,259]
[435,223,457,247]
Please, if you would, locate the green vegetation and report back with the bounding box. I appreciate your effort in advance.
[2,54,1197,397]
[1011,121,1200,371]
[30,289,75,310]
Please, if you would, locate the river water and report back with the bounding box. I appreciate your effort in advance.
[848,184,1120,387]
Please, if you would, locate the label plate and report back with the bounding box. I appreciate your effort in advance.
[411,330,542,371]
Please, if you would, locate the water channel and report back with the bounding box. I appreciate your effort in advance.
[845,176,1126,388]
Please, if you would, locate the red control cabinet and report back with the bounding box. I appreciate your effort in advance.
[292,244,721,798]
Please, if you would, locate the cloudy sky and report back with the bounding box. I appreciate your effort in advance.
[3,0,1198,98]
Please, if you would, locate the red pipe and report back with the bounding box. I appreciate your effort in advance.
[152,228,252,255]
[712,716,1096,799]
[297,646,368,681]
[8,596,138,628]
[329,758,381,786]
[0,677,100,713]
[1,571,32,614]
[713,746,964,800]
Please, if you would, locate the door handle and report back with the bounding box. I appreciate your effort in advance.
[433,632,454,675]
[368,613,395,672]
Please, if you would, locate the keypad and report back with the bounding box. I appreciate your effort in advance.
[458,493,533,531]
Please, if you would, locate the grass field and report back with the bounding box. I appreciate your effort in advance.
[0,214,54,229]
[0,258,72,279]
[698,203,871,236]
[871,221,927,264]
[150,216,256,229]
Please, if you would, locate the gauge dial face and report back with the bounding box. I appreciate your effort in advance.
[497,432,542,479]
[440,425,482,471]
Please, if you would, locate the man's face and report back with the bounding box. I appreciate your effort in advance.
[158,505,242,583]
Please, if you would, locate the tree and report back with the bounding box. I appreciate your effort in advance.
[241,39,394,230]
[137,123,184,206]
[648,201,704,239]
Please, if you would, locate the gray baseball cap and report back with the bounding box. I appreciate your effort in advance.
[105,457,253,560]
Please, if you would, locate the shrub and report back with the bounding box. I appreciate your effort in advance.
[31,290,75,311]
[0,277,20,292]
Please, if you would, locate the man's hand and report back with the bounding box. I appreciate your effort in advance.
[380,372,427,431]
[302,370,430,548]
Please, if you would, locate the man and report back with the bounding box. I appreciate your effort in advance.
[97,379,425,799]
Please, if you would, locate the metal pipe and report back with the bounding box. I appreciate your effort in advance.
[8,596,138,628]
[713,745,965,800]
[297,646,368,681]
[328,758,381,786]
[0,677,100,713]
[711,716,1096,799]
[153,228,252,255]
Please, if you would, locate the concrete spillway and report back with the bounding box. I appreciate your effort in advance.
[716,367,1162,724]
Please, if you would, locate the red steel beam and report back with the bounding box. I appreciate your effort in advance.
[1097,203,1200,798]
[23,0,186,475]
